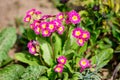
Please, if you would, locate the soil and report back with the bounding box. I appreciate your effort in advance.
[0,0,59,28]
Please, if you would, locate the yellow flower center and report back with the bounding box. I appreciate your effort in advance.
[60,59,64,63]
[81,61,87,66]
[49,24,54,29]
[58,27,63,31]
[56,67,61,72]
[42,24,46,28]
[72,15,78,21]
[29,11,34,15]
[59,15,63,19]
[44,30,48,34]
[75,31,81,36]
[32,47,35,52]
[83,33,87,38]
[37,28,40,32]
[79,39,83,44]
[26,17,30,21]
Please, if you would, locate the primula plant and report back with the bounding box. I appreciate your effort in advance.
[14,8,114,80]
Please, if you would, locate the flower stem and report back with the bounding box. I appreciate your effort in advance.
[50,35,55,60]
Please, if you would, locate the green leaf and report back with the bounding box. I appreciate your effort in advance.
[27,29,36,40]
[51,33,62,57]
[63,72,68,80]
[37,37,52,66]
[21,65,47,80]
[39,76,48,80]
[91,48,113,70]
[15,52,40,65]
[0,64,25,80]
[0,27,17,67]
[65,62,74,73]
[112,25,120,41]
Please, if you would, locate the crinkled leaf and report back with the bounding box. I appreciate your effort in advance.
[0,64,25,80]
[15,52,40,65]
[91,48,113,70]
[0,27,17,67]
[21,65,47,80]
[37,37,52,66]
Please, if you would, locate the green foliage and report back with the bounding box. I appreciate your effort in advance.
[20,65,47,80]
[0,64,25,80]
[91,48,113,70]
[0,27,17,67]
[15,52,40,65]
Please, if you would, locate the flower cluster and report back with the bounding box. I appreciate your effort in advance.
[72,27,90,46]
[24,9,65,37]
[54,56,67,73]
[79,58,91,72]
[27,40,39,55]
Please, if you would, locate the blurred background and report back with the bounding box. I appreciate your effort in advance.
[0,0,59,28]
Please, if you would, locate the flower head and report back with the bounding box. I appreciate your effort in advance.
[57,56,67,65]
[54,64,64,73]
[40,22,48,30]
[42,29,51,37]
[47,21,56,32]
[79,58,90,69]
[81,31,90,40]
[57,26,65,35]
[34,26,41,35]
[33,20,40,27]
[53,20,61,27]
[24,15,31,22]
[68,10,81,24]
[29,46,36,54]
[56,12,64,21]
[72,28,83,38]
[27,41,33,48]
[77,38,85,46]
[26,8,36,16]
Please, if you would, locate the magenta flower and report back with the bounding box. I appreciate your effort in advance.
[77,38,85,46]
[81,31,90,40]
[79,58,90,69]
[56,12,64,21]
[24,15,31,22]
[68,10,81,24]
[72,28,83,38]
[27,41,33,48]
[30,23,34,30]
[34,26,41,35]
[53,20,61,27]
[54,64,64,73]
[42,29,51,37]
[57,26,65,35]
[33,20,40,27]
[35,10,42,15]
[57,56,67,65]
[26,8,36,16]
[40,22,48,30]
[29,46,36,54]
[47,21,56,32]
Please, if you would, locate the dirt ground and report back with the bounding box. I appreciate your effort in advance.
[0,0,59,28]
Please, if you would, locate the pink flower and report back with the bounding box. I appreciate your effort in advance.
[30,24,34,30]
[57,26,65,35]
[29,46,36,54]
[35,11,42,15]
[57,56,67,65]
[68,10,81,24]
[27,41,33,48]
[33,20,40,27]
[24,15,31,22]
[72,28,83,38]
[54,64,64,73]
[53,20,61,27]
[47,21,56,32]
[79,58,90,69]
[81,31,90,41]
[56,12,64,21]
[42,29,51,37]
[26,8,36,16]
[34,26,41,35]
[40,22,48,30]
[77,38,85,46]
